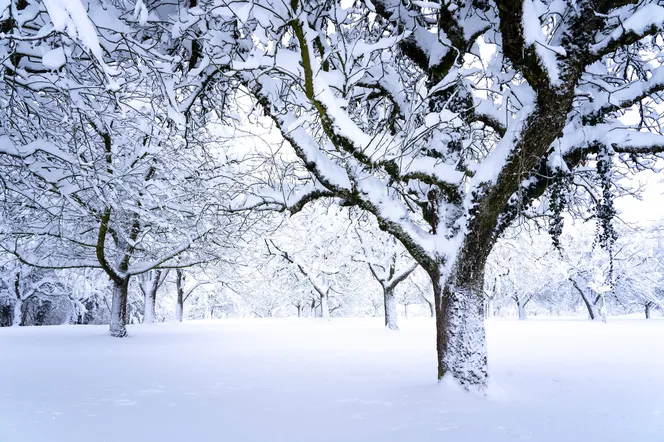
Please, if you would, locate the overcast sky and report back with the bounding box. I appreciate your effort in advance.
[616,170,664,225]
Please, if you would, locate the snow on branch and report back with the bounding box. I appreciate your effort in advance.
[556,124,664,159]
[591,3,664,58]
[42,0,116,76]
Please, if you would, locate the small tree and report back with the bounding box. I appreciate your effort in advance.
[354,226,417,330]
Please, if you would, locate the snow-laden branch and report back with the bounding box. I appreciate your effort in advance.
[581,65,664,123]
[556,124,664,159]
[126,233,208,276]
[266,240,330,298]
[590,3,664,58]
[0,136,77,164]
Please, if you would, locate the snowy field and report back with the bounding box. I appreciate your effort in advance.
[1,318,663,442]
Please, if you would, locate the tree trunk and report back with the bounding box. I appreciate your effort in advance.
[516,297,527,320]
[175,269,184,322]
[571,279,598,320]
[12,272,21,327]
[12,297,22,327]
[384,288,398,330]
[109,278,129,337]
[143,270,162,324]
[645,302,652,319]
[430,265,487,391]
[204,294,212,320]
[320,292,330,321]
[424,297,434,318]
[404,303,409,319]
[175,296,183,322]
[310,298,316,317]
[485,297,495,319]
[297,303,303,318]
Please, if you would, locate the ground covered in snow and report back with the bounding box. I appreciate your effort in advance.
[1,318,663,441]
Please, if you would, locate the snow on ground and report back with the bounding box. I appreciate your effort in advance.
[1,317,663,441]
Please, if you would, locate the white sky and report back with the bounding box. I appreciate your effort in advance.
[616,170,664,225]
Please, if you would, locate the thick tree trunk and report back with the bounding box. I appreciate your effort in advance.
[384,288,398,330]
[144,294,155,324]
[12,297,22,327]
[175,297,183,322]
[430,266,487,391]
[143,270,162,324]
[320,292,330,321]
[516,297,527,320]
[175,292,184,322]
[645,302,652,319]
[109,279,129,337]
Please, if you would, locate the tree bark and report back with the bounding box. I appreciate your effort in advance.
[516,297,527,320]
[109,278,129,337]
[320,292,330,321]
[384,288,398,330]
[143,270,162,324]
[12,272,21,327]
[430,264,487,391]
[12,297,22,327]
[485,297,495,319]
[645,302,652,319]
[175,269,184,322]
[570,278,598,320]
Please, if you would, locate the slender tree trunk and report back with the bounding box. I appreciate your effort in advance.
[320,292,330,321]
[12,272,21,327]
[404,302,409,319]
[645,302,652,319]
[384,288,398,330]
[425,298,434,318]
[175,269,184,322]
[297,303,303,318]
[430,263,487,390]
[109,278,129,337]
[571,279,598,320]
[310,298,316,317]
[485,297,495,319]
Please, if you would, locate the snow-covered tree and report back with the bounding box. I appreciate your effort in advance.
[4,0,664,392]
[487,229,567,319]
[201,0,664,390]
[0,1,238,337]
[0,260,71,326]
[138,270,169,324]
[354,223,417,329]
